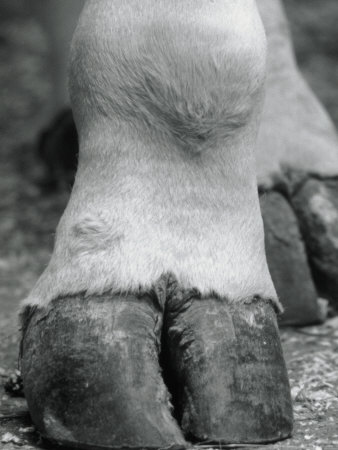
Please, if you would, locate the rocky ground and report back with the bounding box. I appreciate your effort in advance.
[0,1,338,449]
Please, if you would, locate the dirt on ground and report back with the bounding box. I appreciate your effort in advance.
[0,1,338,449]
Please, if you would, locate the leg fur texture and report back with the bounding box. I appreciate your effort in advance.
[22,0,279,311]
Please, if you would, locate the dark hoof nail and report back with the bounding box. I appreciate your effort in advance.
[261,191,324,326]
[292,177,338,305]
[21,294,186,450]
[165,297,293,444]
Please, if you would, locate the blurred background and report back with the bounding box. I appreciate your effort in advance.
[284,0,338,124]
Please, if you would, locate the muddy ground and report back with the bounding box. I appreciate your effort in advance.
[0,1,338,449]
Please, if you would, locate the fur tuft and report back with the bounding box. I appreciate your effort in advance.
[70,0,267,154]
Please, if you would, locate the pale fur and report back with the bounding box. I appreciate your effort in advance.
[256,0,338,188]
[23,0,279,310]
[27,0,338,185]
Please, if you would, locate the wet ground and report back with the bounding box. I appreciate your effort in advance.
[0,1,338,449]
